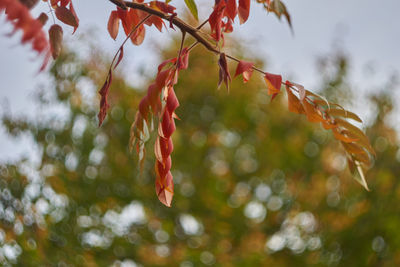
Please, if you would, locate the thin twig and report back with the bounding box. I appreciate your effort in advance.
[187,41,199,52]
[176,31,186,69]
[110,14,151,68]
[109,1,309,101]
[46,1,56,24]
[196,19,209,30]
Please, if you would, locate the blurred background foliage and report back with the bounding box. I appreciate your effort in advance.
[0,37,399,266]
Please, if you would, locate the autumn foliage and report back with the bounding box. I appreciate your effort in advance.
[0,0,374,206]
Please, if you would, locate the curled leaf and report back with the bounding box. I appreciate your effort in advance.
[114,46,124,69]
[267,0,292,29]
[264,72,282,96]
[285,83,304,114]
[48,24,63,59]
[155,170,174,207]
[234,60,254,83]
[217,53,232,91]
[326,108,362,122]
[98,70,113,126]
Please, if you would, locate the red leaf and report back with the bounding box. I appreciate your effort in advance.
[166,88,179,113]
[225,0,237,20]
[117,8,130,35]
[0,0,50,69]
[158,58,176,73]
[98,70,113,126]
[145,15,165,32]
[68,1,79,32]
[208,0,225,42]
[147,84,160,112]
[161,109,176,138]
[234,60,254,83]
[55,6,78,33]
[218,53,231,90]
[19,0,39,9]
[60,0,71,7]
[149,1,176,14]
[107,11,119,40]
[156,69,171,89]
[114,46,124,69]
[264,72,282,96]
[238,0,250,24]
[159,135,174,158]
[139,95,150,119]
[177,47,190,70]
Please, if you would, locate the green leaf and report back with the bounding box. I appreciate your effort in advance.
[184,0,198,20]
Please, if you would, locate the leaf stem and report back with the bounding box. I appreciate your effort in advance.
[110,14,151,70]
[46,0,56,24]
[187,41,199,52]
[109,1,313,103]
[176,31,186,69]
[196,19,209,30]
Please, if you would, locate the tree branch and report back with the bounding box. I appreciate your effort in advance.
[109,1,291,89]
[114,1,219,54]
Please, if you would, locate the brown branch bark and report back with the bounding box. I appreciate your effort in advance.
[108,1,220,54]
[107,1,284,83]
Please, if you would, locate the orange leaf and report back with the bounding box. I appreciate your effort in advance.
[353,152,372,166]
[302,100,324,122]
[322,120,337,130]
[342,142,367,155]
[326,108,362,123]
[334,118,374,156]
[130,24,145,45]
[332,128,359,143]
[107,11,119,40]
[285,85,304,114]
[155,171,174,207]
[264,72,282,96]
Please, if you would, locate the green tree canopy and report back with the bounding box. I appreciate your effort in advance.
[0,40,399,266]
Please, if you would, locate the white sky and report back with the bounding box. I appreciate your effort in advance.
[0,0,399,162]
